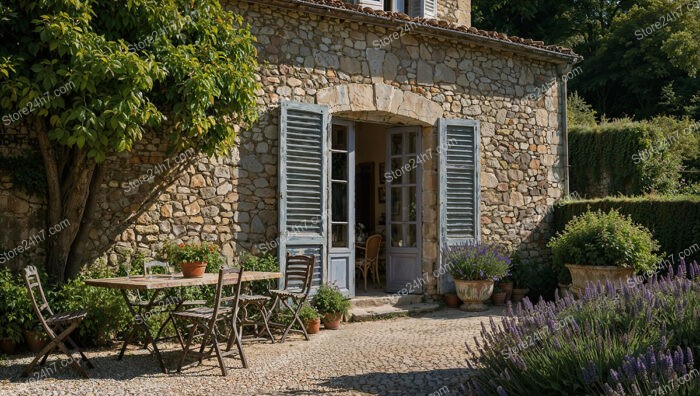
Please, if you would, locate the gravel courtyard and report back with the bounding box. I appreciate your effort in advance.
[0,308,504,396]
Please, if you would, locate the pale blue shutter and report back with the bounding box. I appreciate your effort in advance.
[279,101,329,287]
[438,119,480,293]
[409,0,437,18]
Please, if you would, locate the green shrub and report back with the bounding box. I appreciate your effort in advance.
[548,209,662,276]
[554,195,700,263]
[567,91,597,127]
[569,117,697,197]
[0,267,31,342]
[239,252,279,295]
[54,265,132,347]
[313,284,350,316]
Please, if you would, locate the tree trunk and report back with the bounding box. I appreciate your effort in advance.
[35,117,96,282]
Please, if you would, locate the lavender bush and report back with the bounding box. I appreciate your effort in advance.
[465,260,700,395]
[445,242,511,281]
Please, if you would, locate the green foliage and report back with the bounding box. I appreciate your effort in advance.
[0,267,31,342]
[160,242,223,272]
[298,303,319,324]
[239,252,279,295]
[0,153,47,196]
[445,243,511,281]
[554,195,700,264]
[53,265,131,346]
[313,284,350,316]
[474,0,700,119]
[548,209,662,275]
[567,91,597,127]
[0,0,259,161]
[569,118,697,197]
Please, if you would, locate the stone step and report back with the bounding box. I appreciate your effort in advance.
[348,302,441,322]
[350,293,422,309]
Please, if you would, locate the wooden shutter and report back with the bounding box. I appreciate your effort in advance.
[279,101,329,287]
[408,0,437,18]
[438,118,480,292]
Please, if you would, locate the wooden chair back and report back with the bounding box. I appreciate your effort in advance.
[22,266,54,334]
[211,267,245,324]
[364,234,382,263]
[283,254,315,294]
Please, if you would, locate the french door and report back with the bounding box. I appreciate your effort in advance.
[385,127,423,293]
[279,102,355,296]
[328,120,355,297]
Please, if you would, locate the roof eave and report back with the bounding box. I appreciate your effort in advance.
[244,0,581,65]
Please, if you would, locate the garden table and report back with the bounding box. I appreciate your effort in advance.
[85,271,281,373]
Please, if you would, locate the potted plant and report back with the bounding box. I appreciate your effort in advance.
[491,286,507,306]
[444,293,461,308]
[299,304,321,334]
[313,284,350,330]
[0,268,28,354]
[162,242,222,278]
[497,275,514,301]
[445,242,511,311]
[510,253,530,303]
[548,209,661,297]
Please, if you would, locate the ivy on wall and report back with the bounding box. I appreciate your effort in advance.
[569,117,697,197]
[0,153,47,196]
[553,195,700,262]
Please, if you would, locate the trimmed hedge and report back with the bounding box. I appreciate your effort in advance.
[553,195,700,262]
[569,117,698,197]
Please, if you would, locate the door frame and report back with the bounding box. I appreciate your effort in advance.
[327,119,356,298]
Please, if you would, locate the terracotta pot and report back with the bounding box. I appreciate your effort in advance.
[23,330,48,353]
[498,281,514,300]
[491,291,507,306]
[444,293,461,308]
[306,318,321,334]
[454,279,494,311]
[0,338,17,355]
[511,288,529,304]
[322,313,343,330]
[566,264,634,297]
[179,261,207,278]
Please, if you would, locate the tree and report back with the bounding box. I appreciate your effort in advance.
[473,0,699,119]
[0,0,259,281]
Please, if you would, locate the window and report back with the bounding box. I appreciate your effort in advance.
[352,0,436,18]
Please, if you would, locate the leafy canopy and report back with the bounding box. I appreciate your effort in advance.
[0,0,259,161]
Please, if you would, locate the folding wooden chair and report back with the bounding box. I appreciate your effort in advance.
[21,266,94,378]
[265,254,315,343]
[172,267,247,376]
[355,234,382,291]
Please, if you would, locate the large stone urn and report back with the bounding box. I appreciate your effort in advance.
[454,279,494,311]
[565,264,635,297]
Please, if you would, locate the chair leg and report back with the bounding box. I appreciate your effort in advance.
[363,265,368,292]
[211,330,228,377]
[279,298,309,343]
[259,304,275,344]
[117,326,137,361]
[65,336,94,369]
[177,322,197,373]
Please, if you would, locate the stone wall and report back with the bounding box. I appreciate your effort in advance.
[0,1,567,296]
[437,0,471,26]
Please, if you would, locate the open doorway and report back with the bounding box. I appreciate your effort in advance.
[353,122,423,296]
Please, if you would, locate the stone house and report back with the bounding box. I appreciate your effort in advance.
[0,0,579,298]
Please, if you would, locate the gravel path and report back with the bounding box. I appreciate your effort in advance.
[0,307,504,396]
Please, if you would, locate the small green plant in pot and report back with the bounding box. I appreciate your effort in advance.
[313,284,350,330]
[548,209,662,296]
[445,242,510,311]
[298,304,321,334]
[510,253,531,303]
